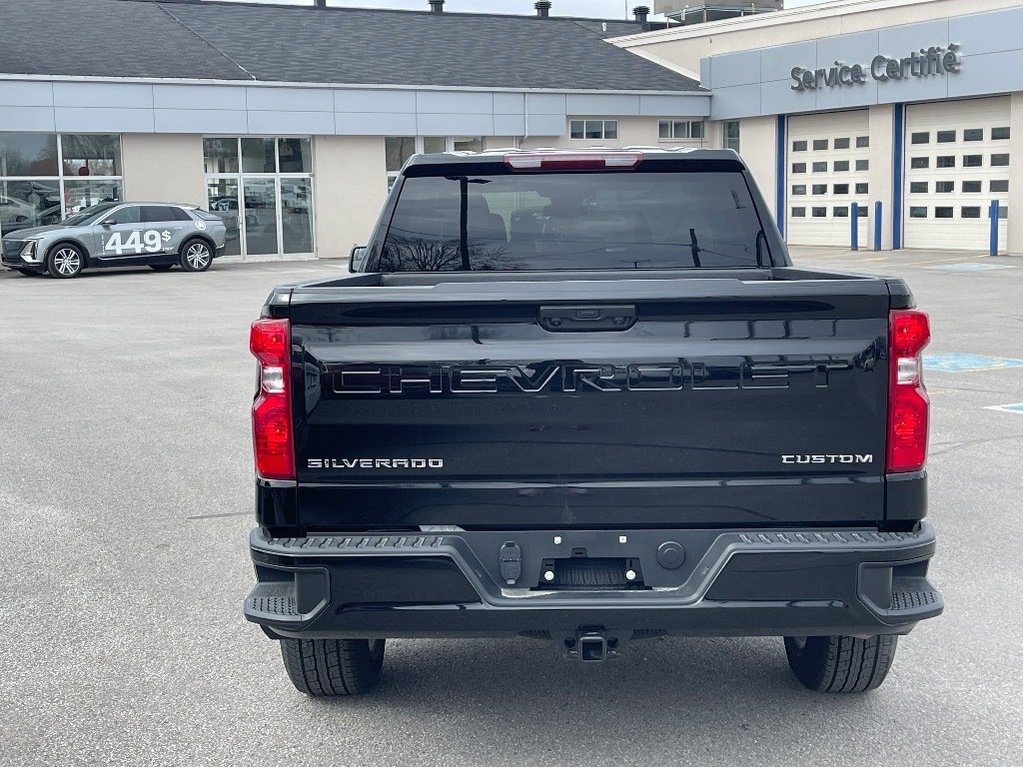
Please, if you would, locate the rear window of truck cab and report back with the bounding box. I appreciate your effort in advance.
[378,162,769,272]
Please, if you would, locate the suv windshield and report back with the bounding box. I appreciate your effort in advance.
[62,203,119,227]
[379,170,768,272]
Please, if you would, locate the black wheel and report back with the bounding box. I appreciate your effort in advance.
[149,264,174,272]
[179,238,213,272]
[784,634,897,692]
[280,638,385,696]
[46,243,84,278]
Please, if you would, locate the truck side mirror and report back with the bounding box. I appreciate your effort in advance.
[349,246,368,272]
[100,219,116,227]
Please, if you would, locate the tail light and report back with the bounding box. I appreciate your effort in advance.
[887,310,930,473]
[504,151,642,171]
[250,318,295,480]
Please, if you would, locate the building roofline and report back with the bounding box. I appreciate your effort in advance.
[109,0,647,26]
[0,73,709,95]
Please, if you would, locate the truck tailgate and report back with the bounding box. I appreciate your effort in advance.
[286,275,892,530]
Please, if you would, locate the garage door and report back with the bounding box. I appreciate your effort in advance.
[904,97,1011,251]
[787,111,870,247]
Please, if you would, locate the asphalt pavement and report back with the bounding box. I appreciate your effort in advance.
[0,249,1020,766]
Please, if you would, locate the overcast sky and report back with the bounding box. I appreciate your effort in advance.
[219,0,826,18]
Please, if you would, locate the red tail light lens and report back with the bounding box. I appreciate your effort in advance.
[250,318,295,480]
[887,310,930,473]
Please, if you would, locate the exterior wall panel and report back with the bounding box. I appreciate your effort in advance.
[565,94,640,115]
[246,87,334,113]
[153,109,247,134]
[334,89,416,114]
[493,114,527,135]
[710,84,761,120]
[638,94,710,116]
[121,134,206,209]
[415,112,494,136]
[949,7,1023,56]
[52,81,152,108]
[54,107,154,133]
[946,50,1024,99]
[312,135,387,259]
[415,91,493,114]
[334,112,417,135]
[0,81,53,107]
[153,84,247,111]
[708,50,761,88]
[0,106,56,132]
[246,110,334,135]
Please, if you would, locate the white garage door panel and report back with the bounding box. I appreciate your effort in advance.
[904,97,1011,251]
[787,110,871,247]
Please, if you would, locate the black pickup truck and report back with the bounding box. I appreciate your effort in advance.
[244,148,941,696]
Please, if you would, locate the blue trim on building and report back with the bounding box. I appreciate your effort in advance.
[892,103,904,249]
[874,200,883,251]
[776,114,786,237]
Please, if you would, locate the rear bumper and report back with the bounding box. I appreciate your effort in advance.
[245,522,942,641]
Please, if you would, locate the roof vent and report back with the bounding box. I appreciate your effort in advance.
[534,1,552,18]
[429,0,444,12]
[313,0,326,6]
[632,5,650,23]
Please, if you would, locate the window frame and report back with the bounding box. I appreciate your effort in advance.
[657,119,706,142]
[0,132,124,222]
[571,119,619,141]
[724,120,741,152]
[202,135,316,259]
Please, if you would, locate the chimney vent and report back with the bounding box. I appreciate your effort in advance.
[429,0,444,13]
[632,5,650,23]
[534,1,552,18]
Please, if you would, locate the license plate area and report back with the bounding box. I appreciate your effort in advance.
[534,556,647,591]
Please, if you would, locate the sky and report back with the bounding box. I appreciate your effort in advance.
[218,0,827,18]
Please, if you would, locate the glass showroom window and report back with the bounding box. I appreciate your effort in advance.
[0,133,122,235]
[658,120,705,141]
[385,136,485,189]
[203,137,314,258]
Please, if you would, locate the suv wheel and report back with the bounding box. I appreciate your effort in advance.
[179,238,212,272]
[280,638,385,696]
[47,244,84,278]
[784,634,897,692]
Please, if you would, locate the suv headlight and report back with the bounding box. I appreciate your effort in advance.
[20,240,40,263]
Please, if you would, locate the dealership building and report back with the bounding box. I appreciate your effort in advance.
[0,0,1020,258]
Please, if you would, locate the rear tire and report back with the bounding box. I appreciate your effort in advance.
[280,638,385,696]
[784,634,897,692]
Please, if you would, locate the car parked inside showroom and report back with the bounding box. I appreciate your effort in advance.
[1,201,227,277]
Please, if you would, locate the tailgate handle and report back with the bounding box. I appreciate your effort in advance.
[539,305,637,332]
